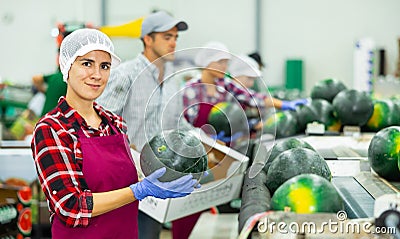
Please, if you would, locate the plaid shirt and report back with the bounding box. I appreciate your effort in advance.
[183,77,267,124]
[31,97,127,227]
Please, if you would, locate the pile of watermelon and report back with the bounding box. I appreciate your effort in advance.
[238,138,344,231]
[262,138,343,215]
[262,78,400,138]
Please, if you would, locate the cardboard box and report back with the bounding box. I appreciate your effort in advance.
[136,130,249,223]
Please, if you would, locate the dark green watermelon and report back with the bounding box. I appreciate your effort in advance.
[140,129,208,182]
[207,101,248,136]
[271,174,344,213]
[265,148,331,193]
[262,138,316,174]
[295,99,341,132]
[262,110,299,139]
[365,99,400,131]
[310,78,347,103]
[368,126,400,181]
[332,89,374,126]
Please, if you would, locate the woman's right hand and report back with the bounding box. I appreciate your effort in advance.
[129,167,199,200]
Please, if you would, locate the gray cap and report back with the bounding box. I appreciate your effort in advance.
[141,11,188,38]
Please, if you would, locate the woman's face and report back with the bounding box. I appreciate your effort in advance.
[207,59,229,79]
[66,50,111,103]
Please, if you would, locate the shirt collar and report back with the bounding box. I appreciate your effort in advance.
[57,97,114,131]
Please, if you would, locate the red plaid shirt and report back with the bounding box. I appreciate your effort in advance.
[183,77,267,124]
[31,97,127,227]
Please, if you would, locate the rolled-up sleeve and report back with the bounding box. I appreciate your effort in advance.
[32,123,93,227]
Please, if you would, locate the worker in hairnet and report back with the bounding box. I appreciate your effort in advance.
[228,54,262,89]
[31,28,199,239]
[183,42,307,134]
[227,54,267,131]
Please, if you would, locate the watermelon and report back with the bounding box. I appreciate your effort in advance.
[262,110,299,138]
[295,99,341,132]
[17,186,32,206]
[368,126,400,181]
[262,138,316,174]
[271,174,344,213]
[265,148,331,193]
[332,89,374,126]
[140,129,208,182]
[391,96,400,107]
[365,99,400,132]
[310,78,347,103]
[17,207,32,236]
[207,101,248,137]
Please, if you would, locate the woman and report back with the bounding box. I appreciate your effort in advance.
[228,54,263,89]
[183,42,308,134]
[31,28,198,239]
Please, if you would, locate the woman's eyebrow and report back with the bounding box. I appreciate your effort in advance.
[78,58,111,65]
[79,58,95,63]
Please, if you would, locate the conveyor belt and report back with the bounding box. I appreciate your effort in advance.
[355,172,400,199]
[332,176,375,219]
[333,173,400,220]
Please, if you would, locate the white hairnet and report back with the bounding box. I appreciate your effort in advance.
[59,28,121,82]
[228,54,261,78]
[194,41,231,68]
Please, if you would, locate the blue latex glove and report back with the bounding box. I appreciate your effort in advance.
[281,98,309,111]
[130,167,198,200]
[211,131,243,143]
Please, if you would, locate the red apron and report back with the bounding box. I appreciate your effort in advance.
[52,123,139,239]
[192,82,219,129]
[193,102,213,128]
